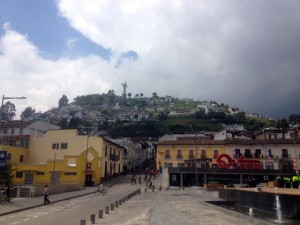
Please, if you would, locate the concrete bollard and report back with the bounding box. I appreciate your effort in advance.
[105,206,109,214]
[145,188,147,192]
[111,203,114,211]
[138,189,141,194]
[115,201,119,208]
[119,199,122,205]
[80,219,86,225]
[98,210,103,218]
[90,214,95,224]
[123,197,125,203]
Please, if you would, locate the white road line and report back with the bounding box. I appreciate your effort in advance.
[11,221,20,224]
[66,205,81,211]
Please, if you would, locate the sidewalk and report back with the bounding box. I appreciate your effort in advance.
[0,176,125,216]
[0,176,276,225]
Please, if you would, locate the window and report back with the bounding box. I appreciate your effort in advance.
[16,171,23,178]
[19,155,24,162]
[19,128,24,135]
[52,143,59,149]
[177,149,182,159]
[201,150,206,158]
[36,172,45,175]
[282,149,288,159]
[6,153,11,161]
[213,150,218,159]
[254,149,261,158]
[105,145,108,157]
[165,149,171,158]
[11,128,14,134]
[64,172,77,176]
[60,143,68,149]
[67,158,76,167]
[244,149,252,158]
[189,150,194,159]
[266,149,273,158]
[234,149,240,158]
[3,129,7,134]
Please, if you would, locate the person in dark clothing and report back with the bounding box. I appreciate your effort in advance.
[43,185,50,204]
[3,183,11,202]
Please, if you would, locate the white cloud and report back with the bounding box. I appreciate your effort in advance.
[0,24,112,117]
[1,1,300,119]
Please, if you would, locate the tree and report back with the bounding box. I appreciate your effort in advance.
[1,101,16,121]
[135,93,139,98]
[107,90,116,104]
[158,112,168,121]
[140,93,143,98]
[134,114,139,121]
[276,119,289,138]
[128,93,132,98]
[152,92,158,98]
[58,118,69,129]
[0,163,14,185]
[58,94,69,108]
[21,107,36,119]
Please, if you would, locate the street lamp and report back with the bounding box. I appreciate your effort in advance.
[84,129,96,189]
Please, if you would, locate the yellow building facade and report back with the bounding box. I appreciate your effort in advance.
[156,140,226,169]
[1,129,125,189]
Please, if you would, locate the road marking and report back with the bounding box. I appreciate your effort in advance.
[67,205,80,211]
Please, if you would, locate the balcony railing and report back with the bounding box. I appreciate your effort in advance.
[176,154,183,159]
[165,154,171,159]
[110,154,120,161]
[188,154,195,159]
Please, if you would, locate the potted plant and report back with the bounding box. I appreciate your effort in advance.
[275,176,284,188]
[292,176,299,189]
[284,177,291,188]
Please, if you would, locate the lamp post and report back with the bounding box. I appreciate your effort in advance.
[52,153,57,184]
[84,129,96,189]
[191,125,198,186]
[149,137,152,162]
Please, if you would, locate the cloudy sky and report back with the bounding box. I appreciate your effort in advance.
[1,0,300,120]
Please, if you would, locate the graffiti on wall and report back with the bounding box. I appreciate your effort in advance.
[216,154,263,169]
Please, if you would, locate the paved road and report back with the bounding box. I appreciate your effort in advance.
[0,175,278,225]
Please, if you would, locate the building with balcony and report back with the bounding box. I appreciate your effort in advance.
[156,137,300,187]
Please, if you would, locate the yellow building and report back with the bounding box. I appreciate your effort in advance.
[156,139,226,169]
[1,126,125,191]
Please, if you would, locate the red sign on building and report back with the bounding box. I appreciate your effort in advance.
[86,163,92,173]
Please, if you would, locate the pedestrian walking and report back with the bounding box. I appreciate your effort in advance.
[43,185,50,204]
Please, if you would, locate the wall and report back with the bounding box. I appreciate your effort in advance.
[219,189,300,220]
